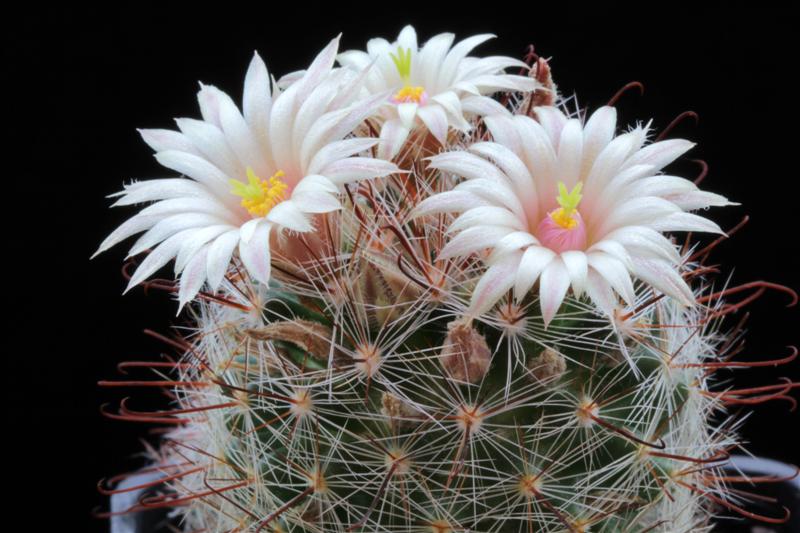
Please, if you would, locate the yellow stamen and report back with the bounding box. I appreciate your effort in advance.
[392,85,426,103]
[230,168,288,217]
[550,181,583,229]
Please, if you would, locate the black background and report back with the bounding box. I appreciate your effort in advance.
[7,2,799,531]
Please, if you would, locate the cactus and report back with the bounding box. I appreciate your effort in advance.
[97,26,798,532]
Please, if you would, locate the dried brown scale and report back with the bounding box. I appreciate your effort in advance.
[356,252,423,326]
[521,56,557,115]
[245,320,334,362]
[527,347,567,383]
[439,321,492,383]
[380,392,419,427]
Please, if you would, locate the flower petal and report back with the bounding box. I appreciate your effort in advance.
[93,214,161,258]
[291,190,341,214]
[484,115,521,153]
[587,252,636,306]
[555,119,584,187]
[581,106,617,178]
[430,91,465,126]
[514,246,556,301]
[624,139,695,171]
[300,92,389,167]
[110,179,210,207]
[243,51,272,139]
[154,150,233,200]
[439,225,516,260]
[295,35,341,102]
[218,92,263,173]
[440,33,494,85]
[266,200,314,232]
[175,117,241,178]
[178,245,210,311]
[292,174,339,196]
[583,132,640,205]
[449,206,525,234]
[532,106,567,147]
[429,150,510,184]
[594,196,680,237]
[487,231,539,262]
[649,212,724,234]
[307,138,379,176]
[128,213,225,257]
[417,104,449,146]
[412,190,491,217]
[320,157,399,185]
[539,258,571,327]
[604,226,681,264]
[585,268,616,317]
[469,141,538,223]
[239,220,272,285]
[462,96,510,117]
[418,32,455,86]
[125,230,193,293]
[397,102,418,129]
[206,229,241,290]
[378,118,411,159]
[196,83,225,127]
[513,116,558,208]
[469,253,521,316]
[138,128,198,154]
[561,250,588,298]
[397,25,418,52]
[631,256,695,306]
[174,224,231,274]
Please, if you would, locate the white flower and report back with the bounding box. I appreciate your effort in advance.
[94,37,399,308]
[414,106,733,325]
[337,25,538,159]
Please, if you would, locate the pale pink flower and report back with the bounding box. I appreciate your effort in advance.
[414,106,732,325]
[94,37,399,308]
[337,25,539,158]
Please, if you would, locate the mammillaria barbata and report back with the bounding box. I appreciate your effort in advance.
[96,26,799,532]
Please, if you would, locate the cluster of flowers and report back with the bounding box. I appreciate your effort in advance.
[96,25,729,321]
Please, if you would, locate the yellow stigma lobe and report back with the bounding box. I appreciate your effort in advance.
[390,46,413,82]
[230,168,288,217]
[550,181,583,229]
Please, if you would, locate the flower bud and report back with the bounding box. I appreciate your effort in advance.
[440,321,492,383]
